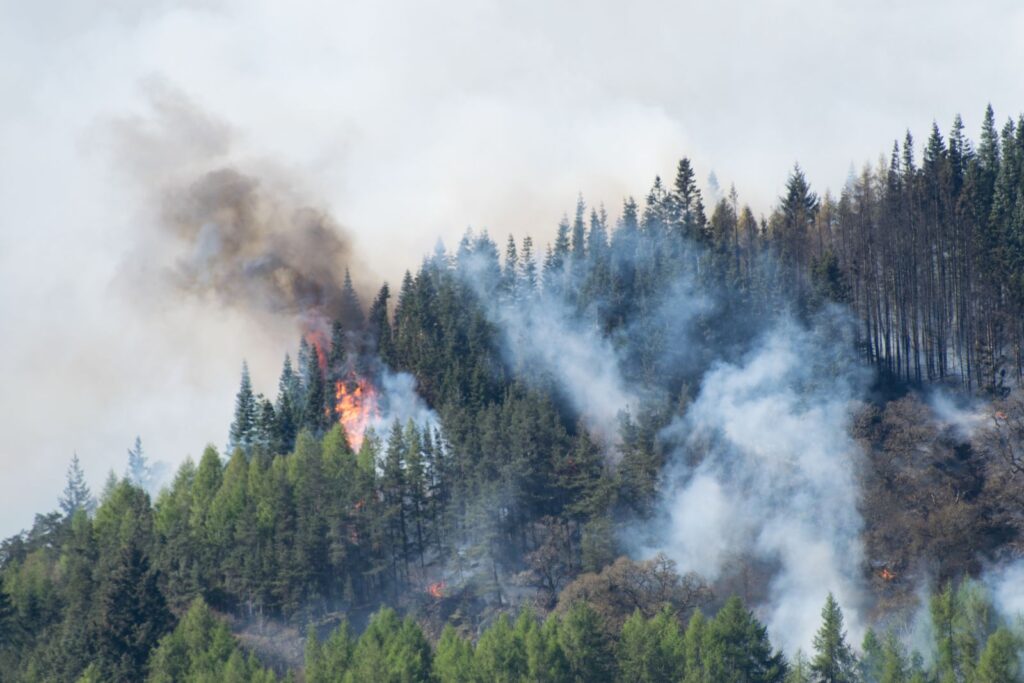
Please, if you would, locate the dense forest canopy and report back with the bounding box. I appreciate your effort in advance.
[5,106,1024,681]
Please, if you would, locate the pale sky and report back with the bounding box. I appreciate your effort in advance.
[2,0,1023,537]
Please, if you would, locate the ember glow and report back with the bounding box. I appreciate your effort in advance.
[427,581,446,599]
[335,376,378,450]
[878,568,896,582]
[303,329,329,372]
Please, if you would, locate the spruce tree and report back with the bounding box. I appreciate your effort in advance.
[809,593,856,683]
[974,627,1020,683]
[301,348,329,436]
[339,269,365,329]
[59,453,95,519]
[368,284,393,361]
[229,361,257,453]
[125,436,152,492]
[274,355,299,453]
[94,544,172,682]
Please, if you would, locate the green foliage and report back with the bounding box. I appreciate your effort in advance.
[701,596,785,683]
[617,607,685,683]
[433,625,474,683]
[810,593,855,683]
[147,597,276,682]
[975,627,1021,682]
[559,602,615,682]
[346,608,433,683]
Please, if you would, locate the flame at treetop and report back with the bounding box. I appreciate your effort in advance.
[335,376,378,450]
[302,328,329,372]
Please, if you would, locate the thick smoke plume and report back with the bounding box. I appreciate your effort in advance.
[115,84,365,329]
[652,310,870,652]
[163,167,357,323]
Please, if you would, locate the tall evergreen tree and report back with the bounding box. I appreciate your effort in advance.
[810,593,856,683]
[125,436,153,492]
[229,361,258,453]
[94,544,172,682]
[339,269,365,329]
[60,453,95,519]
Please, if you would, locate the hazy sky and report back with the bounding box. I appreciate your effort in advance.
[2,0,1023,537]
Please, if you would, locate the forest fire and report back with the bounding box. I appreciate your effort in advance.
[303,327,329,372]
[335,376,378,450]
[878,567,896,582]
[427,581,446,599]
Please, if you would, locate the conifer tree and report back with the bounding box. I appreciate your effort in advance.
[433,625,475,683]
[368,283,393,361]
[974,627,1020,683]
[60,453,95,519]
[125,436,153,492]
[229,361,257,453]
[274,355,300,453]
[520,236,538,294]
[810,593,856,683]
[301,348,329,436]
[339,269,365,329]
[94,544,172,682]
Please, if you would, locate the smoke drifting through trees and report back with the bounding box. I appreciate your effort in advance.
[11,100,1024,679]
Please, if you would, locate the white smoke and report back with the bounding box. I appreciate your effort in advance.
[370,368,441,436]
[985,561,1024,624]
[491,294,637,447]
[653,311,869,652]
[927,390,987,442]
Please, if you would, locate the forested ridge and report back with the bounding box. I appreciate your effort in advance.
[5,106,1024,681]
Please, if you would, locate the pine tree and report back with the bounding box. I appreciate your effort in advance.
[94,544,172,682]
[301,347,329,437]
[809,593,856,683]
[859,628,884,682]
[777,165,819,281]
[502,234,520,299]
[229,361,258,453]
[274,355,299,453]
[339,269,365,329]
[703,596,786,683]
[559,602,614,682]
[673,157,706,242]
[975,627,1021,683]
[618,607,686,683]
[0,581,18,648]
[125,436,152,492]
[683,608,708,683]
[433,625,474,683]
[786,651,812,683]
[368,284,393,361]
[520,236,538,294]
[879,632,908,683]
[474,613,526,682]
[60,453,95,519]
[329,320,348,375]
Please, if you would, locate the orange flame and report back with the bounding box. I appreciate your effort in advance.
[879,568,896,581]
[303,329,329,373]
[427,581,446,599]
[335,377,378,450]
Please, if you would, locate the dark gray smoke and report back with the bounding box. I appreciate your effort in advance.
[162,166,355,320]
[113,83,364,327]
